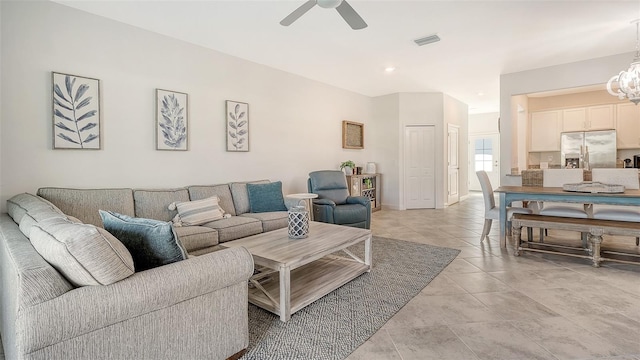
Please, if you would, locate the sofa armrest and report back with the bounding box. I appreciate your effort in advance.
[347,196,371,207]
[16,247,254,354]
[347,196,372,229]
[313,198,336,207]
[311,199,336,224]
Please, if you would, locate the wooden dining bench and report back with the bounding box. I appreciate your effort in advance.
[511,213,640,267]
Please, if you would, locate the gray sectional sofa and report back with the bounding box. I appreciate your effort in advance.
[0,180,291,360]
[36,180,291,256]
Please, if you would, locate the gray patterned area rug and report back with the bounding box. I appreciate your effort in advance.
[241,236,460,360]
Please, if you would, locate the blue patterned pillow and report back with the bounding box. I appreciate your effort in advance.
[99,210,187,271]
[247,181,287,213]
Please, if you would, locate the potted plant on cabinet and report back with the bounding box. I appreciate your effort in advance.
[340,160,356,176]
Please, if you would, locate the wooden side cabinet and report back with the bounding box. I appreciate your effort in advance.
[346,174,381,212]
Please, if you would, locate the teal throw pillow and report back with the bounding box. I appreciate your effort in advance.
[247,181,287,213]
[99,210,187,271]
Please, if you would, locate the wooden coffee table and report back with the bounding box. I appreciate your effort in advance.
[220,221,372,322]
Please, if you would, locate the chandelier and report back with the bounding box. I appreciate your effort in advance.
[607,19,640,105]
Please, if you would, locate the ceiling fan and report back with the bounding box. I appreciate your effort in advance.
[280,0,367,30]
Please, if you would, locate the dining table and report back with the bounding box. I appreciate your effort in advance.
[494,186,640,248]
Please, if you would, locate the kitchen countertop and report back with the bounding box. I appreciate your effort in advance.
[520,168,640,186]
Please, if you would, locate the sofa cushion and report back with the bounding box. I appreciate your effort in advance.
[18,208,67,238]
[230,180,270,215]
[30,217,135,286]
[240,212,288,232]
[247,181,287,213]
[1,215,74,308]
[133,188,189,222]
[100,211,187,271]
[188,184,237,216]
[173,226,219,252]
[37,188,135,228]
[201,216,262,242]
[170,196,226,226]
[6,193,65,225]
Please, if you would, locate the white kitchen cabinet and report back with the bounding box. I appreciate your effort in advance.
[588,105,615,130]
[530,110,561,151]
[616,103,640,149]
[562,105,614,132]
[562,108,587,132]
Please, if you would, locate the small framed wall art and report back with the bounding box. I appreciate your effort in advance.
[226,100,249,152]
[342,120,364,149]
[52,72,101,149]
[156,89,188,151]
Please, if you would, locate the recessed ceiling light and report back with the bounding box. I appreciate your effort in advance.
[477,92,484,96]
[384,67,396,72]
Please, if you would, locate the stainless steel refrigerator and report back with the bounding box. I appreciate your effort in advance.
[561,130,616,169]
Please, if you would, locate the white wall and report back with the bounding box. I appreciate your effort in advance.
[0,1,3,205]
[512,95,528,174]
[469,112,499,135]
[371,93,468,209]
[499,52,634,186]
[371,93,400,209]
[0,1,374,210]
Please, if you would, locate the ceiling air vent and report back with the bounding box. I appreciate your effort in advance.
[414,34,441,46]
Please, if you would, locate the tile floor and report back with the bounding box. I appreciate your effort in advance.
[347,192,640,360]
[1,193,638,360]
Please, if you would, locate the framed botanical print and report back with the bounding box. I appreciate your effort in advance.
[52,72,101,149]
[156,89,188,151]
[226,100,249,152]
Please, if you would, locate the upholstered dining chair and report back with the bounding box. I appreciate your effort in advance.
[476,170,533,242]
[538,168,590,217]
[308,170,371,229]
[538,168,590,243]
[591,168,640,246]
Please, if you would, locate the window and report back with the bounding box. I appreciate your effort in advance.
[474,138,493,172]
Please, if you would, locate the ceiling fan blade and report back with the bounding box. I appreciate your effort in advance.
[335,0,367,30]
[280,0,317,26]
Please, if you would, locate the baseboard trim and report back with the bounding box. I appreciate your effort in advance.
[381,204,400,211]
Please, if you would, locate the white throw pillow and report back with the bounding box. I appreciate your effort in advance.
[168,196,227,226]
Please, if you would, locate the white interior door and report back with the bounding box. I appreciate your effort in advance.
[447,124,460,205]
[468,134,500,191]
[404,125,435,209]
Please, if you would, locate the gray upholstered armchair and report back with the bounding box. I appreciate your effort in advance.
[308,170,371,229]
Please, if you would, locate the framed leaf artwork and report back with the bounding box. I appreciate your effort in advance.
[156,89,188,151]
[226,100,249,152]
[52,72,101,149]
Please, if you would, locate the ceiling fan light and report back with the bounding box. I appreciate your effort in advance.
[317,0,342,9]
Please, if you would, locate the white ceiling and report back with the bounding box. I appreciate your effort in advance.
[54,0,640,114]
